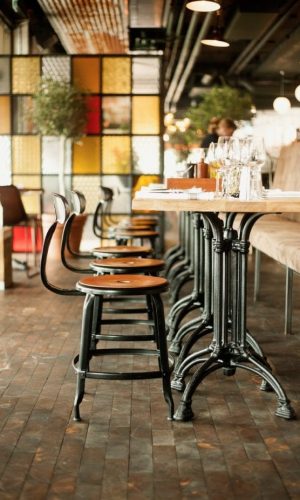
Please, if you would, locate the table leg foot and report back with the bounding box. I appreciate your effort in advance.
[275,401,296,420]
[174,400,194,421]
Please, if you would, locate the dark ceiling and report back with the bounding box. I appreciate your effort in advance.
[1,0,300,110]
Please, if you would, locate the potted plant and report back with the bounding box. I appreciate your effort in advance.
[167,86,253,160]
[32,78,88,257]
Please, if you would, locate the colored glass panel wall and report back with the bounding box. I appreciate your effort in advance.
[102,96,130,134]
[132,96,160,134]
[132,136,160,174]
[42,175,71,213]
[12,136,41,174]
[100,175,131,213]
[72,175,100,214]
[12,57,40,94]
[0,136,11,185]
[42,56,71,82]
[13,96,35,134]
[102,57,130,94]
[102,136,131,174]
[132,57,160,94]
[42,137,72,175]
[13,175,42,214]
[73,137,100,174]
[0,96,11,134]
[0,58,10,93]
[73,57,100,93]
[85,96,101,134]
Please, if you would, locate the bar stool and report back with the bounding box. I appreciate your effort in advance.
[69,191,153,259]
[40,195,174,422]
[115,229,160,255]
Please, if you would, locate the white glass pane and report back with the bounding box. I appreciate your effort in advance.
[42,137,71,175]
[42,56,71,82]
[132,136,160,174]
[132,57,160,94]
[100,176,131,213]
[0,136,11,185]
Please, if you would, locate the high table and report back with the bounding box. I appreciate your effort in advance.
[133,195,298,421]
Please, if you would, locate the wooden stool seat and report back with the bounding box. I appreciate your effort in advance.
[117,224,152,231]
[116,230,159,237]
[90,256,164,272]
[77,274,168,294]
[93,245,152,257]
[130,217,157,223]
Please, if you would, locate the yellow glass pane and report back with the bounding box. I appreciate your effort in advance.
[0,96,11,134]
[132,96,160,134]
[13,175,41,214]
[73,57,100,93]
[102,58,131,94]
[12,57,40,94]
[102,136,130,174]
[12,136,41,174]
[73,137,100,174]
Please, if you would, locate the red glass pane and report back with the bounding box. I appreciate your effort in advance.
[85,96,101,134]
[12,226,43,253]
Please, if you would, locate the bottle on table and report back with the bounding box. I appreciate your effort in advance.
[197,148,208,178]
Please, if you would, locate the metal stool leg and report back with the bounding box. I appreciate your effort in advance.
[151,293,174,419]
[74,294,94,421]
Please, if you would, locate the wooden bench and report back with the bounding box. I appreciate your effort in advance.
[251,141,300,334]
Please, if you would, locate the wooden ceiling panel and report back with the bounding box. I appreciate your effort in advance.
[37,0,129,54]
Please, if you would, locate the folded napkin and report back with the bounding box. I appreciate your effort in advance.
[263,189,300,198]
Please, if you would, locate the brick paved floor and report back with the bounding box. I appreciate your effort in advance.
[0,254,300,499]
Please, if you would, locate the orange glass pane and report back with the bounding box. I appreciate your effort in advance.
[73,57,100,93]
[102,57,131,94]
[132,175,161,195]
[102,136,131,174]
[13,175,41,214]
[132,96,160,134]
[73,137,100,174]
[0,96,11,134]
[12,136,41,174]
[12,57,40,94]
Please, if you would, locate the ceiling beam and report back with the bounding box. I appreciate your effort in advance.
[227,0,300,76]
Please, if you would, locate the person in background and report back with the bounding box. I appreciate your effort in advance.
[201,117,219,148]
[217,117,237,138]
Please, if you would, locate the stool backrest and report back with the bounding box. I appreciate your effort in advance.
[40,193,81,296]
[0,185,27,225]
[70,190,86,215]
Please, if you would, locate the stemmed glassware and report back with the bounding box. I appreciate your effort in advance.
[208,136,266,199]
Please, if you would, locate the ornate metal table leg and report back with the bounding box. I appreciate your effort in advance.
[171,331,213,391]
[169,218,212,352]
[173,212,296,422]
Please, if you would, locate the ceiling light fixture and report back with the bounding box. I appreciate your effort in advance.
[295,84,300,102]
[273,71,291,115]
[186,0,220,12]
[201,10,229,47]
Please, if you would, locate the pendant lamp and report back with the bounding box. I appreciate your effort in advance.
[186,1,220,12]
[273,71,291,115]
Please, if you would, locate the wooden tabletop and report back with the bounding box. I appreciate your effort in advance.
[132,196,300,213]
